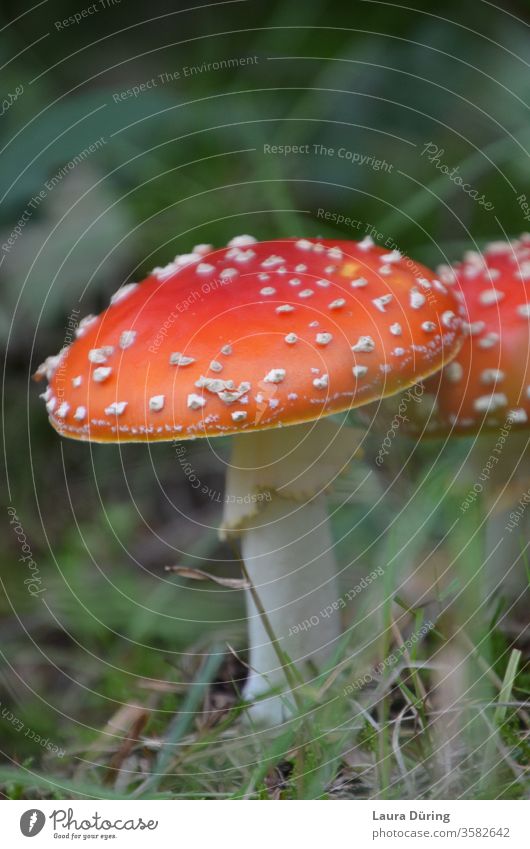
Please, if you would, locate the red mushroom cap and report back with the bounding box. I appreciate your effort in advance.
[37,236,464,442]
[399,236,530,435]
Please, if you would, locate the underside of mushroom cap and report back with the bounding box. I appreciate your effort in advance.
[220,419,363,533]
[37,236,465,443]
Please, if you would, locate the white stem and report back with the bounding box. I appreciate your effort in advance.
[241,493,341,724]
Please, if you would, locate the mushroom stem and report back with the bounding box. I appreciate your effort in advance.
[241,493,341,724]
[220,420,360,726]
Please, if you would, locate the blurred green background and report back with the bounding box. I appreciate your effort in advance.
[2,0,530,799]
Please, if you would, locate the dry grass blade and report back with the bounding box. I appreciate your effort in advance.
[74,703,151,781]
[165,565,250,589]
[196,654,247,730]
[391,704,416,797]
[105,710,150,786]
[479,649,522,792]
[133,650,224,797]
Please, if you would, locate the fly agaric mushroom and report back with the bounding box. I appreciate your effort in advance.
[36,235,464,724]
[390,236,530,435]
[366,237,530,627]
